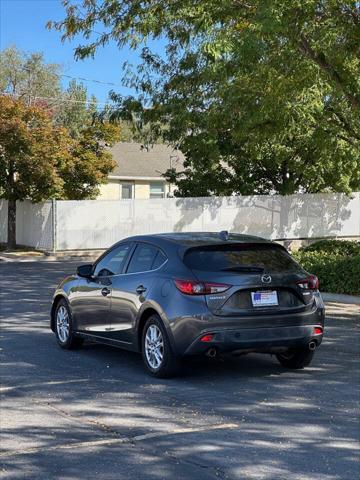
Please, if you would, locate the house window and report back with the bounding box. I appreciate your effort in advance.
[121,183,133,199]
[150,182,165,199]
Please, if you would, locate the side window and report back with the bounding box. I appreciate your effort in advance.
[127,244,159,274]
[152,250,167,269]
[150,182,165,199]
[94,243,132,277]
[121,182,133,199]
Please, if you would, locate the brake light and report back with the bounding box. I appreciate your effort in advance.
[297,275,319,290]
[200,334,214,342]
[313,327,323,335]
[174,279,231,295]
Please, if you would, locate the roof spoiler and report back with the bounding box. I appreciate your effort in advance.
[219,230,229,241]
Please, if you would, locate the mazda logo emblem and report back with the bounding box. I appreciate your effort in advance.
[261,274,272,284]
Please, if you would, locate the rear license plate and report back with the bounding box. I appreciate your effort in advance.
[251,290,278,307]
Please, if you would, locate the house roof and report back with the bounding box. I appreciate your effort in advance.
[109,142,185,180]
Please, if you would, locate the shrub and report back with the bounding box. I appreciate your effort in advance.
[293,240,360,296]
[299,239,360,256]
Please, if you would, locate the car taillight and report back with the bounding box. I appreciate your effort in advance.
[200,334,214,342]
[174,279,231,295]
[313,327,323,335]
[297,275,319,290]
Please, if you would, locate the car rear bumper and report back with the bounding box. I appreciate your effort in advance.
[167,295,325,355]
[184,324,324,355]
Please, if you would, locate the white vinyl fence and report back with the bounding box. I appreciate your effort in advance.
[0,199,54,251]
[0,193,359,251]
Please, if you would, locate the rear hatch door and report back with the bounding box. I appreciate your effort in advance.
[183,243,314,317]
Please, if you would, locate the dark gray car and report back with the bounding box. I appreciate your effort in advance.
[51,232,325,377]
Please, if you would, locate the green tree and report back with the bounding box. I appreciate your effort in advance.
[0,46,102,139]
[50,0,360,195]
[0,96,119,249]
[55,79,98,138]
[100,97,165,144]
[0,95,69,248]
[0,45,62,106]
[61,121,119,199]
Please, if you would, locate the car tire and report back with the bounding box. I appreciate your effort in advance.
[55,299,83,349]
[276,347,314,369]
[142,315,181,378]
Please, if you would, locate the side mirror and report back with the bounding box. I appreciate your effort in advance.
[77,264,93,278]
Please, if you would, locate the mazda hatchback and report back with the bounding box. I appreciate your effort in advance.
[51,232,325,377]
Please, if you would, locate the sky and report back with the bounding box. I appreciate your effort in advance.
[0,0,163,104]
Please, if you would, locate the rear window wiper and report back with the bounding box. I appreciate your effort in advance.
[220,266,264,272]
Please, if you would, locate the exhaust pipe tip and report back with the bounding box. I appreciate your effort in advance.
[206,347,217,358]
[309,341,317,351]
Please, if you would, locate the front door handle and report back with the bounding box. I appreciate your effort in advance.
[136,285,147,295]
[101,287,111,296]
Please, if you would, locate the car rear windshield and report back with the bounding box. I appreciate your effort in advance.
[183,244,303,273]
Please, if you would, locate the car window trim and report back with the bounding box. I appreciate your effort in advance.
[151,250,165,270]
[92,241,135,278]
[124,241,168,275]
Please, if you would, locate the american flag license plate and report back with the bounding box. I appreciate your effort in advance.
[251,291,278,307]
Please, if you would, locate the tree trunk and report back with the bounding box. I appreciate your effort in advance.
[7,199,16,250]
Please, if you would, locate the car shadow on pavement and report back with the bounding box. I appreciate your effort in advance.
[1,260,359,479]
[1,319,359,480]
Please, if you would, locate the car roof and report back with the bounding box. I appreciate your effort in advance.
[121,232,272,248]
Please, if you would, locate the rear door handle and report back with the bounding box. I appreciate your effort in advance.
[101,287,111,296]
[136,285,147,295]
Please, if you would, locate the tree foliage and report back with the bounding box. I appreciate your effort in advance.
[0,95,119,247]
[54,79,98,138]
[0,96,68,203]
[50,0,360,195]
[0,45,62,106]
[0,94,120,201]
[61,121,120,199]
[0,46,101,139]
[0,45,150,144]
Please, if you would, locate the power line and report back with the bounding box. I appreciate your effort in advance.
[22,66,124,89]
[31,95,109,106]
[7,92,113,108]
[61,73,122,88]
[5,65,128,107]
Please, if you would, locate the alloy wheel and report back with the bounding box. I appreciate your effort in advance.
[145,324,164,369]
[56,305,70,343]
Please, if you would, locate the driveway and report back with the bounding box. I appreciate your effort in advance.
[0,260,359,480]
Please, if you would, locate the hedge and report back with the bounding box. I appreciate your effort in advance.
[292,240,360,296]
[298,239,360,257]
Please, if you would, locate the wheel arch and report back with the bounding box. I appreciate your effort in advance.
[136,301,177,352]
[50,294,70,332]
[136,307,160,353]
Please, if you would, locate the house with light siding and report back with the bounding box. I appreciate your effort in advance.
[98,143,185,200]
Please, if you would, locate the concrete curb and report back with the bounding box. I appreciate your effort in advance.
[47,250,105,257]
[0,252,44,260]
[0,250,102,260]
[0,254,98,263]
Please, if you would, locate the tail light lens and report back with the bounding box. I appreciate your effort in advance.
[174,279,231,295]
[297,275,319,290]
[200,334,214,342]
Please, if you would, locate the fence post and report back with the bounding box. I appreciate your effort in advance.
[51,199,57,253]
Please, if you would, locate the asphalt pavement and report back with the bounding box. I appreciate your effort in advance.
[0,259,359,480]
